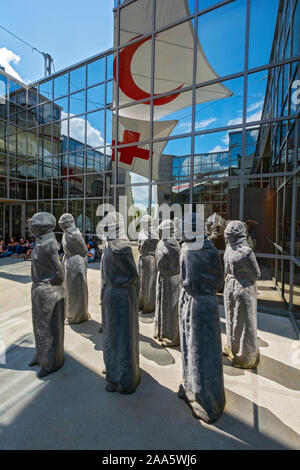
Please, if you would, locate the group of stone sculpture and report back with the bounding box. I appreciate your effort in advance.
[28,210,260,424]
[29,212,89,378]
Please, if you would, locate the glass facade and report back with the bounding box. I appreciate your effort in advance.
[0,0,299,320]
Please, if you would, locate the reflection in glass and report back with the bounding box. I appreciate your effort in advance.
[39,80,52,102]
[198,0,246,77]
[69,66,86,93]
[87,84,105,111]
[87,58,105,87]
[70,91,86,116]
[249,0,280,69]
[53,73,68,99]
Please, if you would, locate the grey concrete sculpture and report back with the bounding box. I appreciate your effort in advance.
[178,213,225,423]
[58,213,90,324]
[223,220,261,369]
[138,214,158,314]
[29,212,65,378]
[154,219,181,347]
[100,213,140,394]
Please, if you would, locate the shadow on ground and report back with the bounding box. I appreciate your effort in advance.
[1,343,299,450]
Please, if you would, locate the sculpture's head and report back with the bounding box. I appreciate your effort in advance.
[140,214,152,232]
[159,219,174,240]
[98,212,128,241]
[224,220,247,247]
[58,213,75,231]
[29,212,56,238]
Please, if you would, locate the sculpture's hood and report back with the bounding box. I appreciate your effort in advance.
[139,214,159,240]
[224,220,247,247]
[58,213,75,230]
[159,219,174,240]
[29,212,56,237]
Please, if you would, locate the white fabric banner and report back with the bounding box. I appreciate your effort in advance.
[115,0,232,120]
[114,115,177,180]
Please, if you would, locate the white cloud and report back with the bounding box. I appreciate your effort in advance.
[247,109,263,122]
[0,47,23,81]
[195,117,218,130]
[227,116,242,126]
[248,99,264,113]
[61,112,104,148]
[178,117,218,132]
[210,145,228,153]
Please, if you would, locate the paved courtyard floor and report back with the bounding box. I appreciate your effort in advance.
[0,257,299,450]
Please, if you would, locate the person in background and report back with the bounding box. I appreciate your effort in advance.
[87,242,96,263]
[19,238,35,261]
[0,239,14,258]
[0,239,5,253]
[13,238,26,257]
[7,237,18,254]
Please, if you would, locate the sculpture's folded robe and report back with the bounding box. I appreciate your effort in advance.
[138,238,158,313]
[224,221,261,369]
[101,240,140,394]
[154,239,181,347]
[179,239,225,423]
[31,231,65,376]
[62,227,89,324]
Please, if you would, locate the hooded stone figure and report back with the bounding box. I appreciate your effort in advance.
[138,214,159,314]
[223,220,261,369]
[178,213,225,423]
[58,213,90,324]
[154,219,181,347]
[29,212,65,378]
[99,212,140,394]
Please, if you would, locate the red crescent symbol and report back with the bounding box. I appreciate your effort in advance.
[114,36,184,106]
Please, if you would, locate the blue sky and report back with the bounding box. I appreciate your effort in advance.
[0,0,114,83]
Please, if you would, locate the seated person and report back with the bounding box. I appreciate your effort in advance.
[87,242,95,263]
[0,239,14,258]
[19,238,35,260]
[14,238,26,257]
[7,237,18,253]
[24,238,35,260]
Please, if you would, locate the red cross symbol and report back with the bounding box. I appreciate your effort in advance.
[112,130,151,166]
[62,167,82,183]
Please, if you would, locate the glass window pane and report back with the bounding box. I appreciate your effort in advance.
[107,54,114,80]
[54,96,68,120]
[87,58,105,87]
[195,77,244,130]
[156,0,195,30]
[86,110,105,148]
[53,73,69,99]
[39,80,52,102]
[70,91,86,115]
[87,84,105,111]
[119,0,152,45]
[198,0,246,77]
[249,0,280,69]
[69,66,86,93]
